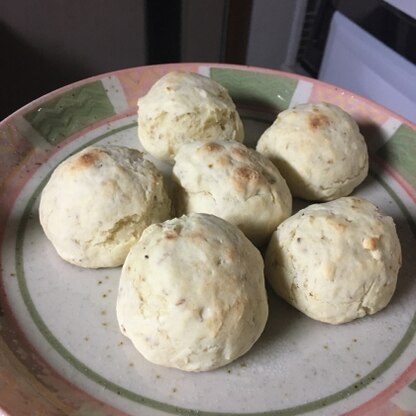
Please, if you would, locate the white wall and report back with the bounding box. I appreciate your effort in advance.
[245,0,307,71]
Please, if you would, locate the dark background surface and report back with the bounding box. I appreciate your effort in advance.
[1,0,415,120]
[0,0,255,120]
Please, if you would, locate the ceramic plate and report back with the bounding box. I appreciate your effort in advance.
[0,63,415,416]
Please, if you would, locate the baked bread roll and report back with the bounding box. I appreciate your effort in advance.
[116,213,268,371]
[173,140,292,246]
[256,102,369,201]
[264,197,401,324]
[39,145,172,268]
[138,71,244,162]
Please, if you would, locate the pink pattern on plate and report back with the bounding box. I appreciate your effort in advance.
[309,82,391,126]
[345,359,416,415]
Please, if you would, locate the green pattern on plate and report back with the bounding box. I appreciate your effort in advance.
[409,378,416,391]
[377,124,416,189]
[24,81,115,145]
[210,68,297,112]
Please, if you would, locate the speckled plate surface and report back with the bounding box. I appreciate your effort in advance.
[0,63,416,416]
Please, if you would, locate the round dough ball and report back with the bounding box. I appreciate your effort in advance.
[173,140,292,246]
[256,102,369,201]
[264,197,401,324]
[39,145,172,268]
[138,71,244,162]
[116,213,268,371]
